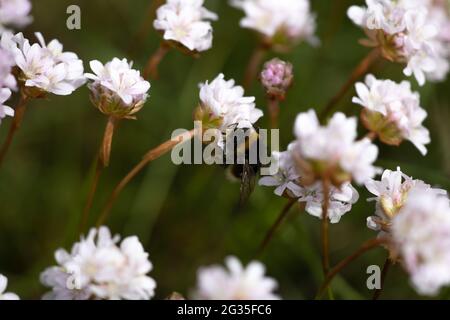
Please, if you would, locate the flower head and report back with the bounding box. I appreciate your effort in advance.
[292,110,380,186]
[0,44,16,89]
[392,188,450,295]
[193,256,279,300]
[260,58,293,99]
[41,226,156,300]
[195,73,263,133]
[0,274,19,300]
[365,167,447,235]
[353,74,430,155]
[0,88,13,125]
[230,0,317,48]
[153,0,218,52]
[1,32,85,97]
[85,58,151,119]
[0,0,32,33]
[259,149,360,223]
[348,0,449,85]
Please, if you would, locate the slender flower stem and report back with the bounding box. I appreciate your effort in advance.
[267,98,280,129]
[316,237,389,299]
[372,257,392,300]
[365,131,377,141]
[243,41,270,90]
[80,116,118,232]
[321,178,333,299]
[257,198,299,257]
[321,178,331,275]
[143,42,171,80]
[127,0,165,57]
[96,128,197,226]
[0,94,30,167]
[319,48,380,121]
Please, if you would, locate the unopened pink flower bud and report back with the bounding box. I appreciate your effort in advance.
[260,58,293,99]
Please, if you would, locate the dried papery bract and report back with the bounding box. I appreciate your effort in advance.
[230,0,317,88]
[80,58,151,231]
[145,0,218,79]
[260,58,293,128]
[0,32,85,167]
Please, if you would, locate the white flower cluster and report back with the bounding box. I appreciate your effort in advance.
[0,274,19,300]
[259,149,360,223]
[348,0,449,85]
[353,74,430,155]
[365,167,446,235]
[392,188,450,296]
[365,167,450,295]
[0,42,16,90]
[230,0,317,46]
[0,88,13,125]
[1,32,85,96]
[194,256,279,300]
[0,0,32,34]
[197,73,263,133]
[293,110,380,185]
[85,58,151,118]
[40,226,156,300]
[153,0,218,52]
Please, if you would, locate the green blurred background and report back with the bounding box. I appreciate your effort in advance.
[1,0,450,300]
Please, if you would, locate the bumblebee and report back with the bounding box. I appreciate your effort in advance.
[222,126,262,207]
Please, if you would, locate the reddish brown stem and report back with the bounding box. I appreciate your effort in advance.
[321,178,331,275]
[267,98,280,129]
[243,42,270,90]
[320,48,380,121]
[316,237,389,299]
[96,129,196,226]
[127,0,165,57]
[257,198,298,257]
[365,131,377,141]
[372,257,392,300]
[0,94,29,167]
[80,116,118,232]
[143,42,170,80]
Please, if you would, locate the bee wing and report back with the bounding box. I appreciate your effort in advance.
[239,161,257,207]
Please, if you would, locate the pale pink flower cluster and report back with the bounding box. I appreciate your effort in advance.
[85,58,150,118]
[259,149,360,224]
[1,32,85,96]
[365,167,446,235]
[353,74,430,155]
[348,0,449,85]
[0,88,13,125]
[193,256,279,300]
[366,168,450,295]
[392,189,450,295]
[0,274,19,300]
[0,0,32,33]
[154,0,218,52]
[230,0,317,46]
[198,73,263,132]
[41,227,156,300]
[293,110,380,185]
